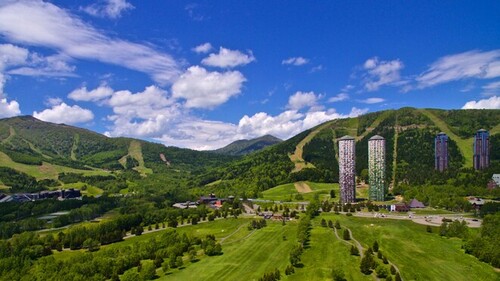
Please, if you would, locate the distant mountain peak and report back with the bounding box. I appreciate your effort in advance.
[214,135,282,156]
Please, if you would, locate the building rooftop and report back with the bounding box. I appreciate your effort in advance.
[437,132,446,135]
[369,135,385,140]
[478,129,488,132]
[339,135,355,141]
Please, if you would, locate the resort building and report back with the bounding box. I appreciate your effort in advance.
[368,135,385,201]
[435,132,448,172]
[473,129,490,170]
[338,135,356,203]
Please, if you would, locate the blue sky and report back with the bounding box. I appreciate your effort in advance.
[0,0,499,149]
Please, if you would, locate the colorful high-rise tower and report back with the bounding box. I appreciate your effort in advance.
[473,129,490,170]
[368,135,385,201]
[435,132,448,172]
[338,135,356,203]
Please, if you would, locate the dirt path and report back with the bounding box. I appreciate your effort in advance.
[242,203,255,214]
[294,181,312,193]
[289,122,334,172]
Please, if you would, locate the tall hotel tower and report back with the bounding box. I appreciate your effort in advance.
[368,135,385,201]
[435,132,448,171]
[473,129,490,170]
[338,135,356,203]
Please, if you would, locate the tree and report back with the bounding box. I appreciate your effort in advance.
[335,220,341,229]
[343,229,350,240]
[360,254,373,275]
[154,255,164,268]
[121,268,140,281]
[331,268,347,281]
[373,241,379,252]
[321,218,327,227]
[386,276,393,281]
[376,265,389,278]
[176,256,183,268]
[330,189,336,198]
[390,265,396,275]
[395,272,402,281]
[161,260,169,273]
[328,220,334,228]
[426,225,432,233]
[140,262,156,280]
[350,245,359,256]
[82,238,99,252]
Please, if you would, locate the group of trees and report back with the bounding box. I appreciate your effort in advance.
[463,213,500,267]
[258,268,281,281]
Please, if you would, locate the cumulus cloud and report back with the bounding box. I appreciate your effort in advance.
[462,96,500,109]
[68,84,114,102]
[192,43,213,54]
[282,57,309,66]
[202,47,255,68]
[358,97,385,104]
[0,1,180,84]
[328,93,349,103]
[172,66,246,109]
[287,91,320,110]
[363,57,404,91]
[82,0,134,19]
[0,98,20,118]
[33,102,94,124]
[417,50,500,88]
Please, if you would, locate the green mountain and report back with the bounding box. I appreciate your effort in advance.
[0,116,234,193]
[213,134,282,156]
[196,108,500,197]
[1,108,499,198]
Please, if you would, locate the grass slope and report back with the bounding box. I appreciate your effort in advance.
[119,140,153,175]
[160,220,298,281]
[419,109,473,167]
[261,182,339,202]
[0,150,109,180]
[325,214,499,281]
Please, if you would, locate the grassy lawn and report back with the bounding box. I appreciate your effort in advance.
[60,182,103,196]
[261,182,339,202]
[288,217,371,281]
[160,220,298,281]
[322,213,499,281]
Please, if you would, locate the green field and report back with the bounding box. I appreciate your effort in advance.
[49,213,499,281]
[261,182,339,202]
[160,219,298,280]
[323,214,498,281]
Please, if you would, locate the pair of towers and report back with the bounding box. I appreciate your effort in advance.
[435,129,490,171]
[338,135,385,203]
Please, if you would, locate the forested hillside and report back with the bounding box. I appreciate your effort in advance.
[1,108,499,201]
[199,108,500,198]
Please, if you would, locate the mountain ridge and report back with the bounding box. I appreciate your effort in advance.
[213,134,282,156]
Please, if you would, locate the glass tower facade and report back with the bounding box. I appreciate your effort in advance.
[473,129,490,170]
[338,135,356,203]
[368,135,385,201]
[435,132,448,172]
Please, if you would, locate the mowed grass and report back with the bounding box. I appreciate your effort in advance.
[0,151,110,180]
[261,182,339,202]
[60,182,103,196]
[160,220,298,281]
[322,213,499,281]
[288,217,371,281]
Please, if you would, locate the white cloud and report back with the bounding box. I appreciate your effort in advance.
[192,43,213,54]
[359,97,385,104]
[417,50,500,88]
[310,65,323,72]
[287,91,321,110]
[0,1,180,84]
[82,0,134,19]
[462,96,500,109]
[8,53,76,77]
[328,93,349,103]
[68,84,114,102]
[282,57,309,66]
[201,47,255,68]
[363,57,404,91]
[0,98,20,118]
[172,66,246,109]
[33,102,94,124]
[45,97,63,106]
[482,81,500,96]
